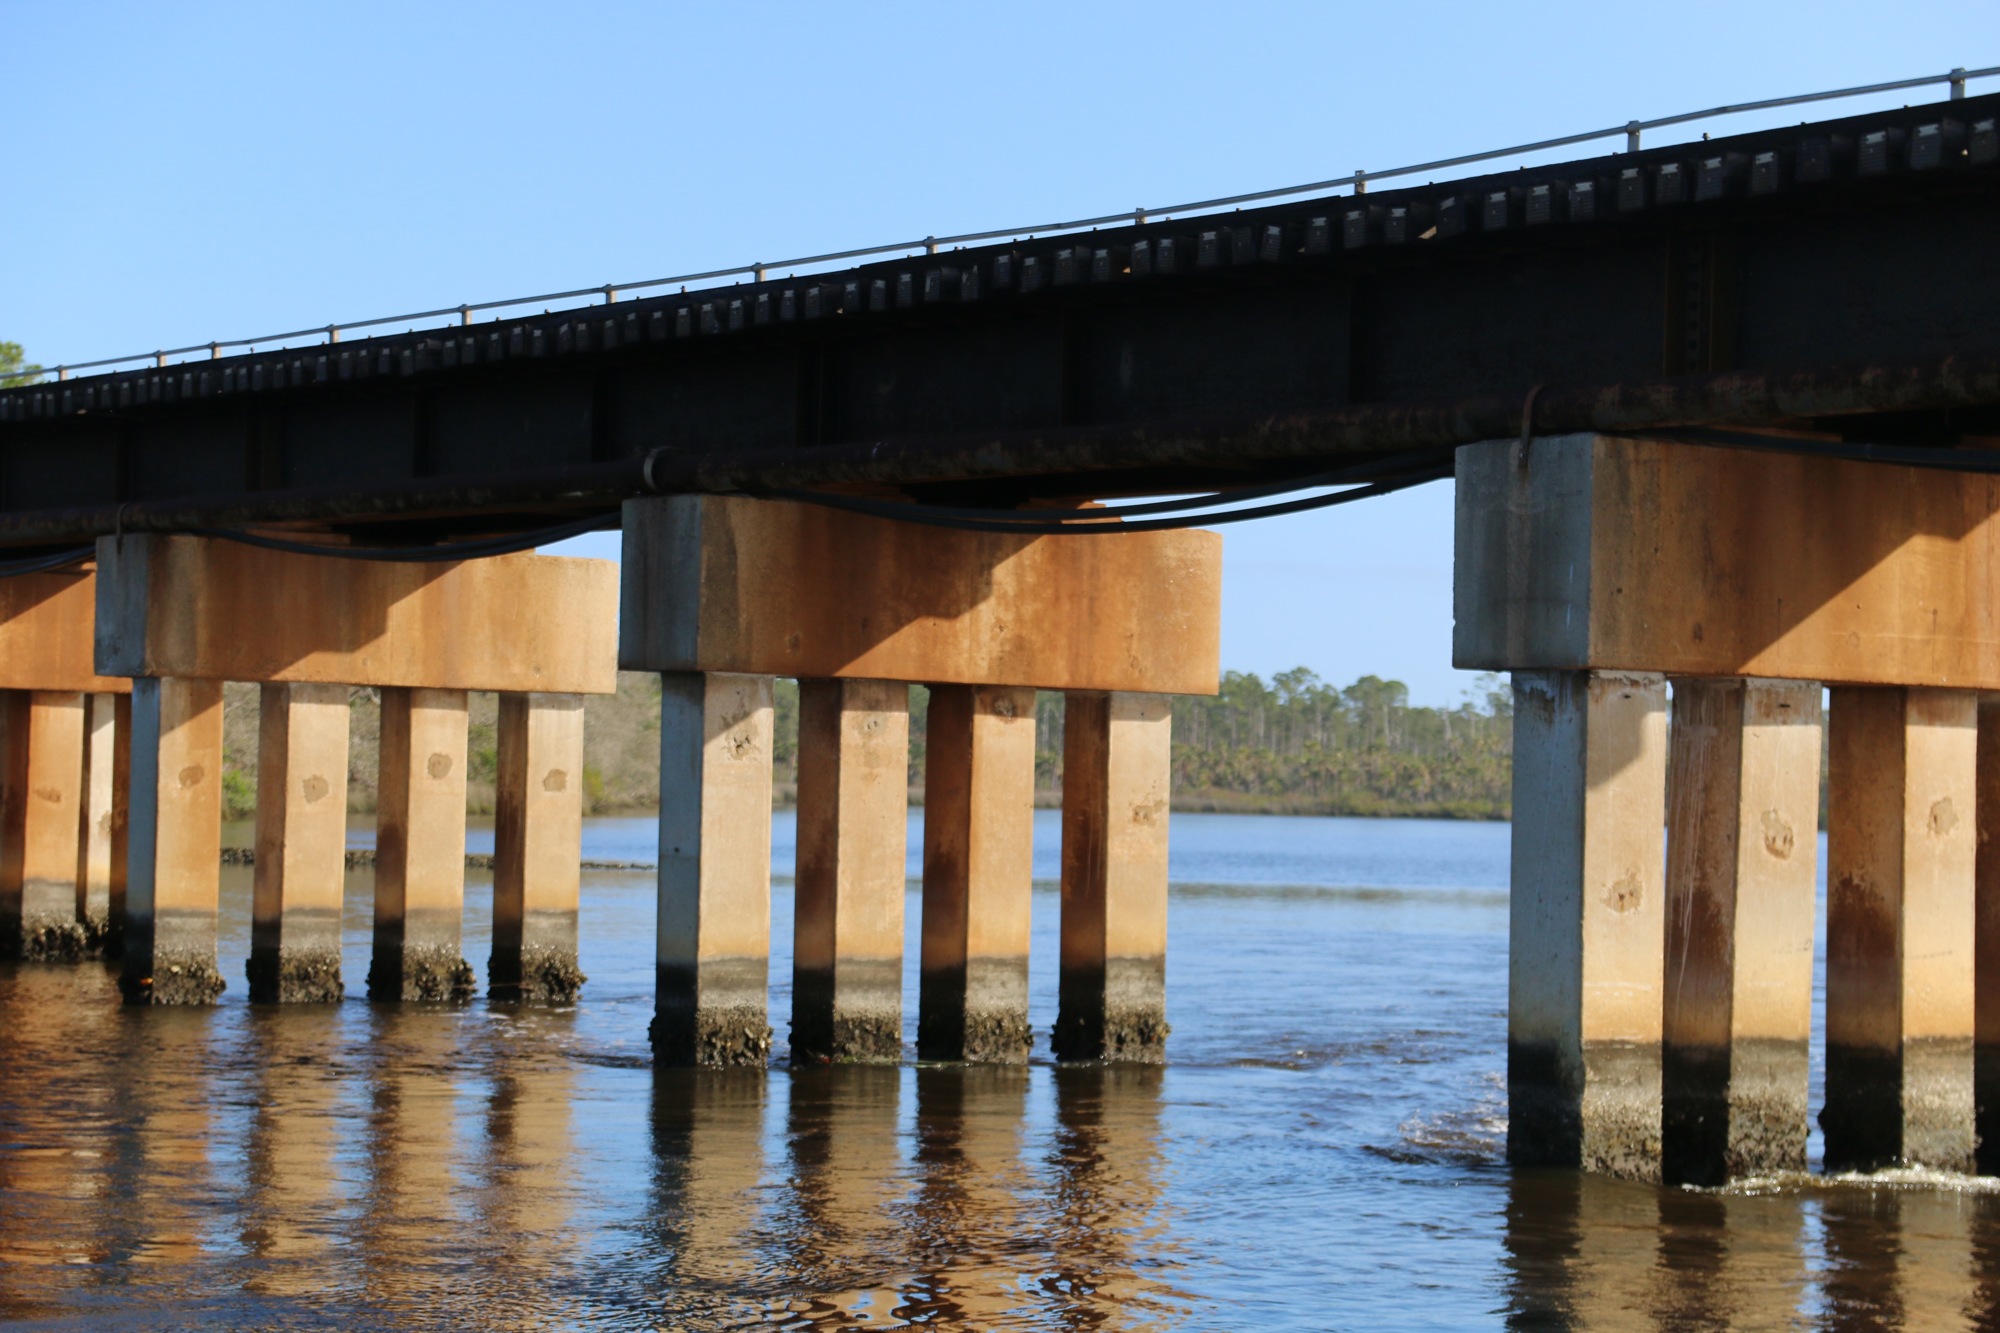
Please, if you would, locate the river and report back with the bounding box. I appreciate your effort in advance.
[0,811,1991,1329]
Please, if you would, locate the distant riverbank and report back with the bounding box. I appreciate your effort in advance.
[219,668,1514,823]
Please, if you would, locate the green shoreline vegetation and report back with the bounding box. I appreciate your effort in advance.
[218,669,1513,822]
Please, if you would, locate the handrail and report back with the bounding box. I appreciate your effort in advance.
[8,64,1995,386]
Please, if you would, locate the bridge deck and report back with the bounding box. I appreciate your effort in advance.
[2,94,1997,544]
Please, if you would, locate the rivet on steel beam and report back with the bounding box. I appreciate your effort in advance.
[1626,120,1642,153]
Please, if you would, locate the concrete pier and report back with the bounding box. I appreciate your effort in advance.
[0,691,87,960]
[793,678,910,1063]
[1662,678,1822,1185]
[369,688,474,1001]
[653,671,774,1066]
[77,691,127,954]
[119,677,226,1004]
[1053,691,1172,1063]
[919,684,1037,1063]
[1507,670,1667,1179]
[1823,686,1977,1173]
[490,692,587,1003]
[248,683,350,1003]
[620,494,1217,1064]
[99,536,616,1000]
[1454,434,2000,1177]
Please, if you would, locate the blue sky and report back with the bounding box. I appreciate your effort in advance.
[4,3,1989,703]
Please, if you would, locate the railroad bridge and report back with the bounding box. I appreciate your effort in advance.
[2,84,1999,1186]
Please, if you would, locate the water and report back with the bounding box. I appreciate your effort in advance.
[0,812,1992,1328]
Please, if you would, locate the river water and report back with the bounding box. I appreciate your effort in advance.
[0,811,1994,1329]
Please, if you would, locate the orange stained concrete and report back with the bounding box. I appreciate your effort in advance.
[1456,435,2000,688]
[76,692,125,932]
[0,570,130,695]
[795,679,911,978]
[1664,678,1822,1050]
[1059,692,1172,979]
[95,536,617,694]
[1979,697,2000,1052]
[252,684,351,942]
[1828,687,1978,1052]
[127,678,225,934]
[921,685,1037,975]
[375,688,470,933]
[657,672,775,969]
[0,691,87,932]
[618,495,1221,695]
[1511,671,1669,1051]
[493,693,586,940]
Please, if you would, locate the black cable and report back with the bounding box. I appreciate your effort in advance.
[773,463,1453,535]
[0,546,94,578]
[187,511,620,563]
[766,444,1459,527]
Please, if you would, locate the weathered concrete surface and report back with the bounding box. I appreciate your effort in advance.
[1977,697,2000,1173]
[0,570,132,695]
[95,536,617,694]
[490,693,586,1003]
[1053,692,1171,1064]
[793,678,909,1064]
[1824,686,1977,1172]
[1456,434,2000,688]
[75,691,126,956]
[0,691,87,960]
[619,495,1222,695]
[653,672,775,1067]
[919,685,1036,1063]
[368,687,474,1002]
[120,678,226,1004]
[1507,670,1667,1181]
[1662,678,1821,1185]
[248,683,350,1003]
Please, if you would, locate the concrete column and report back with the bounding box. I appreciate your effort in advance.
[119,678,226,1004]
[248,683,350,1003]
[491,692,586,1003]
[1662,678,1822,1185]
[1824,686,1977,1173]
[793,677,909,1063]
[1978,696,2000,1173]
[75,691,126,956]
[367,687,474,1002]
[919,684,1037,1063]
[1508,670,1667,1179]
[1053,691,1171,1063]
[0,691,87,960]
[654,672,774,1066]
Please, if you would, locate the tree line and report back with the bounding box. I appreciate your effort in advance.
[767,669,1513,820]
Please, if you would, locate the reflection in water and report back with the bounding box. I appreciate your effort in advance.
[18,818,2000,1326]
[1500,1168,2000,1332]
[357,1006,474,1319]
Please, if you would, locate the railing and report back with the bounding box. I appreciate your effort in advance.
[10,64,1996,386]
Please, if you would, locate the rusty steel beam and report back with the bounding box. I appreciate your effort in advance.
[0,352,1993,549]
